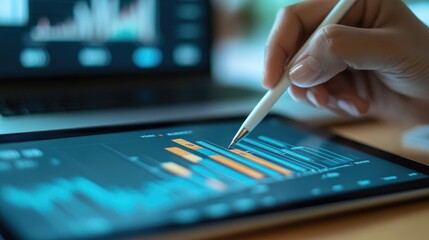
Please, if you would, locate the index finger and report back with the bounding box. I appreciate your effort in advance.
[263,0,365,88]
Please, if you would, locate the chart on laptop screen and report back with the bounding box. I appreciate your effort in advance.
[30,0,158,43]
[0,0,210,78]
[0,118,425,240]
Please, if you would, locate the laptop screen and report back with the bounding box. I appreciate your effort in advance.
[0,0,211,80]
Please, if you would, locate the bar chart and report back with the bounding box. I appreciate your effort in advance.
[1,135,359,207]
[30,0,158,43]
[165,136,355,186]
[0,118,423,240]
[1,135,358,226]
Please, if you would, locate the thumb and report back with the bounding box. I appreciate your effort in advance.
[289,24,398,88]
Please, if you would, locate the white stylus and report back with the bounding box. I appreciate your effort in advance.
[229,0,357,149]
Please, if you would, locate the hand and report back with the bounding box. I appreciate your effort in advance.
[263,0,429,124]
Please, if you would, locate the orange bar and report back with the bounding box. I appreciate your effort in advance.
[165,147,202,163]
[210,155,264,179]
[162,162,191,178]
[231,149,293,176]
[173,139,201,150]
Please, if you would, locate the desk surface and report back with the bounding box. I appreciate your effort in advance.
[225,120,429,240]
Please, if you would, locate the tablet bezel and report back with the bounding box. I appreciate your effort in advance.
[0,114,429,240]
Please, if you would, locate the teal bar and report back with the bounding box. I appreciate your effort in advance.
[191,165,221,180]
[258,136,290,148]
[281,149,312,161]
[243,138,311,161]
[236,143,306,172]
[201,159,256,185]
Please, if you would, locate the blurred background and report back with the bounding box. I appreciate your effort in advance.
[212,0,429,89]
[0,0,428,130]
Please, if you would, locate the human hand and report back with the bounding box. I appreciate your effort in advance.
[264,0,429,123]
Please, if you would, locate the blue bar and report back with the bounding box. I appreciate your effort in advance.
[192,165,236,184]
[191,165,221,180]
[300,148,342,165]
[201,159,256,185]
[160,171,206,197]
[302,148,338,161]
[242,138,283,154]
[281,149,312,161]
[194,163,246,185]
[258,136,352,162]
[198,148,217,157]
[171,178,208,198]
[236,143,306,172]
[189,174,218,193]
[243,138,311,161]
[197,141,281,177]
[258,136,343,166]
[279,153,326,170]
[144,183,174,209]
[258,136,289,148]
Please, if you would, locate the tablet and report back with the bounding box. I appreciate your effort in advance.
[0,115,428,240]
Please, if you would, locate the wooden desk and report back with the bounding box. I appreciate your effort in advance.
[226,121,429,240]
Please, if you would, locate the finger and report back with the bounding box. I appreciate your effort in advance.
[307,85,330,108]
[324,74,370,115]
[263,7,301,88]
[290,72,370,116]
[264,44,288,89]
[289,25,401,88]
[263,0,365,88]
[325,93,368,118]
[289,84,330,109]
[287,87,317,109]
[288,85,308,101]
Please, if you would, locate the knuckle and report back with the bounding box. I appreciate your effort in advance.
[307,29,333,57]
[276,5,297,20]
[313,25,350,71]
[276,7,286,19]
[311,25,350,71]
[321,25,343,52]
[323,25,343,40]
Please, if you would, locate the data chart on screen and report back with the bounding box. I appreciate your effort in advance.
[0,117,426,240]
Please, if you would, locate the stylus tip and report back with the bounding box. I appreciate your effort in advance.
[228,127,249,149]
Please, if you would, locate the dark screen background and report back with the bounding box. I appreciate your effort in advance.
[0,0,210,80]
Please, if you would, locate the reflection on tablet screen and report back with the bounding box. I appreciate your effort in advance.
[0,117,427,240]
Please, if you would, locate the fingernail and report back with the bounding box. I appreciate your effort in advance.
[262,82,270,90]
[307,89,320,108]
[337,99,361,117]
[262,75,275,89]
[289,56,322,86]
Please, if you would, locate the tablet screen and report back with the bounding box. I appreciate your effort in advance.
[0,116,428,240]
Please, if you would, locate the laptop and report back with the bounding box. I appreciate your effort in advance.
[0,0,270,135]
